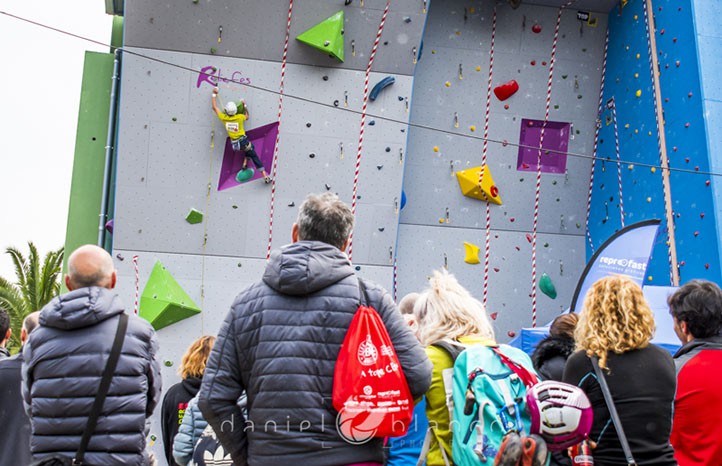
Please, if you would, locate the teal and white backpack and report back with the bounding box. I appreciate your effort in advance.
[419,341,541,466]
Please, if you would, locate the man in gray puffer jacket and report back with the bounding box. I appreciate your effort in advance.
[22,244,162,465]
[199,192,432,466]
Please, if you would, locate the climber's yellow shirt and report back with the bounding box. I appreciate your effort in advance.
[217,112,247,139]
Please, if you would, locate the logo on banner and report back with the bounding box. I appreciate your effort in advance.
[357,335,379,366]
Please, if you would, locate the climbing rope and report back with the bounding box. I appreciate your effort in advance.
[478,5,497,307]
[348,0,391,260]
[586,30,609,254]
[609,99,625,226]
[266,0,295,259]
[531,1,575,327]
[643,0,678,285]
[132,254,139,315]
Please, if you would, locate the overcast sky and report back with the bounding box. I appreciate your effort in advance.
[0,2,113,279]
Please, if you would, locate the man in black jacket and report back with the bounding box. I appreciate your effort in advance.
[0,311,39,465]
[199,192,432,466]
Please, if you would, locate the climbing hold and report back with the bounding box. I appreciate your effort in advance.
[306,122,312,127]
[235,168,255,183]
[139,261,202,330]
[539,273,557,299]
[309,153,316,158]
[493,80,519,101]
[433,146,440,152]
[455,165,502,204]
[325,183,331,190]
[469,125,476,132]
[105,219,114,234]
[650,167,656,173]
[504,104,509,110]
[369,76,395,101]
[296,11,345,62]
[322,75,329,81]
[164,360,174,367]
[369,120,375,126]
[475,66,481,72]
[445,81,451,87]
[507,331,516,338]
[185,208,204,224]
[463,242,481,264]
[490,312,498,320]
[532,24,542,33]
[333,100,339,107]
[210,47,217,54]
[400,190,407,210]
[635,89,642,97]
[526,233,532,243]
[694,231,699,237]
[676,60,680,67]
[530,60,536,66]
[706,180,711,186]
[404,16,412,23]
[288,202,295,207]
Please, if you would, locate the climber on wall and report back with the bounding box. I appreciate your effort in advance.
[212,87,271,183]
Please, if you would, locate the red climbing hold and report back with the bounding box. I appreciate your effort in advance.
[504,104,510,110]
[493,267,500,273]
[706,264,710,269]
[515,246,520,251]
[490,312,498,320]
[526,233,533,243]
[694,231,699,237]
[700,212,705,219]
[706,180,711,186]
[532,24,542,33]
[660,29,665,35]
[679,261,685,267]
[685,158,690,163]
[542,61,547,66]
[509,217,515,223]
[507,330,516,338]
[676,60,681,67]
[493,80,520,101]
[673,146,677,151]
[530,60,536,66]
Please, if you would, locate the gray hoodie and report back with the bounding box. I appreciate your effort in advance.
[22,287,162,465]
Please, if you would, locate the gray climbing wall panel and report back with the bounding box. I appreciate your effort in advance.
[398,0,607,337]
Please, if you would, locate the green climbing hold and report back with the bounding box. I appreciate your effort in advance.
[185,208,204,224]
[139,261,201,330]
[236,167,255,183]
[539,273,557,299]
[296,11,345,62]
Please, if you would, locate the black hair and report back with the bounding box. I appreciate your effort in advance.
[668,280,722,339]
[0,307,9,340]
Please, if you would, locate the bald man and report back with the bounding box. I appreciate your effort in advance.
[22,245,161,466]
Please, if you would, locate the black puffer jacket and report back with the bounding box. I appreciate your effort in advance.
[531,335,576,381]
[22,287,162,465]
[199,241,432,466]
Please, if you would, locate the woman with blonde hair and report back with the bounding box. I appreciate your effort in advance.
[562,275,676,466]
[415,269,536,465]
[161,335,216,466]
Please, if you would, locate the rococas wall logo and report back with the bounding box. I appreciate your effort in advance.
[357,335,378,366]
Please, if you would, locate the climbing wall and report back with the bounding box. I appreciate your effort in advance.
[397,0,610,336]
[111,2,425,462]
[588,0,721,286]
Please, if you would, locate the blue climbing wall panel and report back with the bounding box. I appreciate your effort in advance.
[589,0,721,285]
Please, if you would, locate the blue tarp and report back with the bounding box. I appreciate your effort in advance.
[509,286,681,355]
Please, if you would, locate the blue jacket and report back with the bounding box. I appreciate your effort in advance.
[199,241,432,466]
[173,396,208,466]
[22,287,162,465]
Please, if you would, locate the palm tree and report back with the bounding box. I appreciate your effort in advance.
[0,242,63,353]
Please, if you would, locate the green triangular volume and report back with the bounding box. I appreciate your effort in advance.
[139,261,201,330]
[296,10,345,62]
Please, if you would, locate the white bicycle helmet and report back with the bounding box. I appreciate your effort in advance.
[526,380,593,451]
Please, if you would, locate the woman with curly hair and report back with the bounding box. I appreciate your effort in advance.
[161,336,216,466]
[562,275,676,466]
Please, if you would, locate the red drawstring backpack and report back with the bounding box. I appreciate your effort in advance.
[333,279,414,443]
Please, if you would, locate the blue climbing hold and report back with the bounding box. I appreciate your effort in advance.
[370,76,395,101]
[400,190,407,210]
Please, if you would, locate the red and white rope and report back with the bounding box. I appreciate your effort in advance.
[348,0,391,260]
[132,255,139,315]
[478,6,497,307]
[643,0,674,283]
[266,0,295,259]
[610,100,625,226]
[531,3,573,327]
[586,30,609,253]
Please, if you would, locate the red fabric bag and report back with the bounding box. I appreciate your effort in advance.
[332,280,414,443]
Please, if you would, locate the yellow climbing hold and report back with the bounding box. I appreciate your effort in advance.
[475,66,481,71]
[647,197,652,203]
[651,167,656,173]
[469,125,476,132]
[439,218,445,224]
[464,242,481,264]
[455,165,503,205]
[628,164,634,170]
[445,81,451,87]
[634,15,638,20]
[634,73,639,78]
[469,6,476,13]
[455,30,461,36]
[636,89,642,97]
[625,123,630,128]
[648,275,653,281]
[433,146,440,152]
[636,53,641,59]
